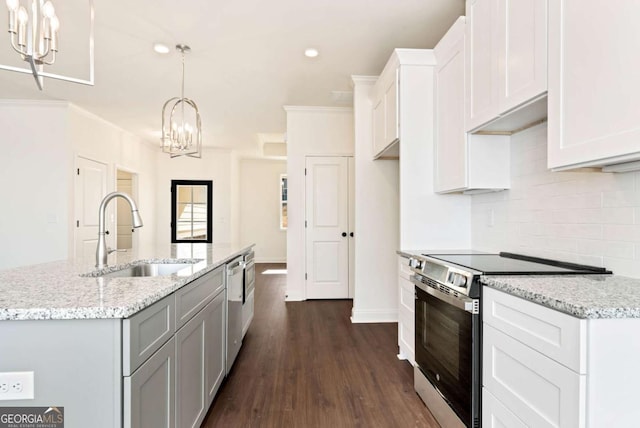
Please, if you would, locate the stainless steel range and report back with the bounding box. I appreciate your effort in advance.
[409,251,610,428]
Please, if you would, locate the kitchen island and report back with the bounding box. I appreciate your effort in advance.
[0,242,254,428]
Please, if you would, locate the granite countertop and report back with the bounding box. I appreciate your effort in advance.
[481,275,640,319]
[0,242,254,321]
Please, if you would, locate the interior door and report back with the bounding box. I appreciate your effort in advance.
[74,156,108,264]
[305,156,350,299]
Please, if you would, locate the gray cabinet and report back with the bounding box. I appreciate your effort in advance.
[205,292,226,405]
[124,264,227,428]
[176,304,207,428]
[124,336,176,428]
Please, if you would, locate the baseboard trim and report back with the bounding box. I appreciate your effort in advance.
[255,258,286,264]
[350,309,398,324]
[285,290,305,301]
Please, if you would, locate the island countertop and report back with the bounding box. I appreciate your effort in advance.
[0,242,254,321]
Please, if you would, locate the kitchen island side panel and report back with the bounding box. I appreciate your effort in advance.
[0,318,122,428]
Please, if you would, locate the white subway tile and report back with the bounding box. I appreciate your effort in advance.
[600,241,635,259]
[601,207,635,224]
[575,254,604,267]
[575,239,604,257]
[602,224,640,242]
[603,257,638,278]
[602,190,640,207]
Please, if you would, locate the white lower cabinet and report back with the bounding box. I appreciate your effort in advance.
[483,324,584,427]
[397,256,414,364]
[483,286,640,427]
[482,388,526,428]
[124,337,176,428]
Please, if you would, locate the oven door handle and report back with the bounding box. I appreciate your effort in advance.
[411,277,479,314]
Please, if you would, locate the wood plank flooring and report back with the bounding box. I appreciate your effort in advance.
[202,263,439,427]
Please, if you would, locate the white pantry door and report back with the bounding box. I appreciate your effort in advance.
[74,156,108,264]
[305,156,350,299]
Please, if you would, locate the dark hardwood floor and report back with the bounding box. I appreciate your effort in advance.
[202,263,439,428]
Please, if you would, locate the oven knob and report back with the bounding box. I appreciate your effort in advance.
[409,258,423,270]
[450,273,467,288]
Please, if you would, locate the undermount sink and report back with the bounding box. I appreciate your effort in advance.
[101,263,192,278]
[83,260,205,279]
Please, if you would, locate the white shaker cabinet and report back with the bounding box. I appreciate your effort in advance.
[397,255,414,365]
[434,16,510,193]
[465,0,547,133]
[547,0,640,171]
[371,69,399,159]
[483,286,640,427]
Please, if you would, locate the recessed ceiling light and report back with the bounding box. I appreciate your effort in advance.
[153,43,170,54]
[304,48,319,58]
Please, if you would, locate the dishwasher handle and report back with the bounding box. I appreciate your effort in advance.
[227,260,245,276]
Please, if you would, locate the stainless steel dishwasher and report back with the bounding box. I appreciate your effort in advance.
[226,256,244,374]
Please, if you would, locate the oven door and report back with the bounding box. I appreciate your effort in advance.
[413,278,480,427]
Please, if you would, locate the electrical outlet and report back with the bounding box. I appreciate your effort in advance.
[0,372,34,400]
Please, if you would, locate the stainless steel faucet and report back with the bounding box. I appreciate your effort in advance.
[96,192,143,268]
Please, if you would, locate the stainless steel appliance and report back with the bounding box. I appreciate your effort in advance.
[410,252,610,428]
[242,250,255,337]
[226,255,244,374]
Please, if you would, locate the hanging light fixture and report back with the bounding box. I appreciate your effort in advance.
[161,44,202,158]
[5,0,60,89]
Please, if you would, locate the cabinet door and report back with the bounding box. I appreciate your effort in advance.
[124,337,176,428]
[482,388,527,428]
[205,291,226,406]
[384,71,399,144]
[435,19,467,192]
[465,0,498,131]
[548,0,640,169]
[175,308,207,428]
[483,324,585,427]
[496,0,547,113]
[372,95,386,157]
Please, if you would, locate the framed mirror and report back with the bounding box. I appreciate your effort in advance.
[171,180,212,243]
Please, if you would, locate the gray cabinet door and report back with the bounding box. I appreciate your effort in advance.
[124,337,176,428]
[205,291,226,406]
[175,305,207,428]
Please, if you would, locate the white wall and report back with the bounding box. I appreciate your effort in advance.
[239,158,287,262]
[351,77,400,323]
[0,101,158,270]
[285,106,354,301]
[69,105,157,256]
[0,101,70,269]
[155,148,233,246]
[472,123,640,278]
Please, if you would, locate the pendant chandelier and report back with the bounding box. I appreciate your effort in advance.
[161,44,202,158]
[5,0,59,89]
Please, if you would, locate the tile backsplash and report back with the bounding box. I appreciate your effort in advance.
[471,123,640,278]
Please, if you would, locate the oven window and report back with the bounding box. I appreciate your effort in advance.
[423,300,460,379]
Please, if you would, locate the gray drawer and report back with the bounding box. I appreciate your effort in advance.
[123,294,175,376]
[175,265,225,330]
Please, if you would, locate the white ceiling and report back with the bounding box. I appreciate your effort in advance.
[0,0,464,156]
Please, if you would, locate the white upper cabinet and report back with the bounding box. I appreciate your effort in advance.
[547,0,640,171]
[435,17,510,193]
[371,68,399,159]
[465,0,547,133]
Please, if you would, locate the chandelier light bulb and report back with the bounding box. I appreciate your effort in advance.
[6,0,19,12]
[42,1,55,18]
[50,15,59,31]
[17,5,27,22]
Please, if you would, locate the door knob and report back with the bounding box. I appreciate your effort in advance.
[341,232,347,237]
[350,232,354,237]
